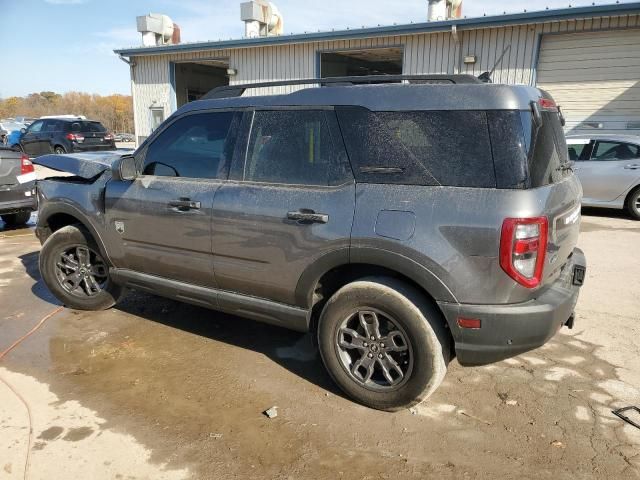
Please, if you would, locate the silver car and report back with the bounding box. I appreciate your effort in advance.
[567,134,640,220]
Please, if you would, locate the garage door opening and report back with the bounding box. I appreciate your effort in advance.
[173,60,229,108]
[320,47,403,78]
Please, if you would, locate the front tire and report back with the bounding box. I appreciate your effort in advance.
[1,211,32,226]
[317,276,451,411]
[626,187,640,220]
[39,225,123,310]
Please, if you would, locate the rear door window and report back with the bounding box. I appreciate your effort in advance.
[335,107,496,188]
[591,141,640,161]
[43,120,62,132]
[242,110,351,186]
[142,111,238,179]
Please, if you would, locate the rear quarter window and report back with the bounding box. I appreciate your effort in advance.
[336,107,496,188]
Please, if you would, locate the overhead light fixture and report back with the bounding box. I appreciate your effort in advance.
[463,55,477,64]
[226,68,238,76]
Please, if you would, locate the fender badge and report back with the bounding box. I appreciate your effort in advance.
[115,221,125,234]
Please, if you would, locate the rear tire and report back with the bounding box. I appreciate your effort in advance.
[1,211,32,226]
[317,276,451,411]
[39,225,123,310]
[625,187,640,220]
[53,145,66,155]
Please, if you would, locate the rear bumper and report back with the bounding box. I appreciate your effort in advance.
[0,181,37,214]
[71,144,116,153]
[438,248,586,366]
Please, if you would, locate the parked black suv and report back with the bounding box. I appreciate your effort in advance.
[19,118,115,157]
[33,75,586,411]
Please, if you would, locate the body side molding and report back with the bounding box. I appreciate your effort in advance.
[110,268,310,332]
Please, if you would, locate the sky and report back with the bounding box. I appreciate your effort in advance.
[0,0,637,97]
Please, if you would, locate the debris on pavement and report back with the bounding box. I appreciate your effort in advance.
[551,440,565,449]
[209,433,223,439]
[612,406,640,430]
[458,410,492,426]
[506,400,518,406]
[264,406,278,419]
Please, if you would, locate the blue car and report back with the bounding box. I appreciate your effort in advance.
[0,121,26,149]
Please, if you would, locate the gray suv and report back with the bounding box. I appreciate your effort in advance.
[33,75,586,411]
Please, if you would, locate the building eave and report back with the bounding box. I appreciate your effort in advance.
[114,2,640,56]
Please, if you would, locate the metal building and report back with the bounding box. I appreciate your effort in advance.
[114,2,640,143]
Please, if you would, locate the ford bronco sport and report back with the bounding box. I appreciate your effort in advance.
[33,75,586,411]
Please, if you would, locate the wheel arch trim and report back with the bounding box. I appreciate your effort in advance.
[38,202,112,265]
[294,247,458,308]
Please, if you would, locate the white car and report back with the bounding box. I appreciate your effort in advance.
[567,134,640,220]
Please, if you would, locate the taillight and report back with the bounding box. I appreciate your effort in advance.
[538,98,558,111]
[500,217,548,288]
[21,155,34,175]
[65,133,84,142]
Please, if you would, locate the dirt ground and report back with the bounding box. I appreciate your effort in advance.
[0,207,639,480]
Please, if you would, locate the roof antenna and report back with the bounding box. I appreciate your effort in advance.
[478,44,511,83]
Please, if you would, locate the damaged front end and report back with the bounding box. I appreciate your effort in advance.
[33,150,131,180]
[33,151,132,246]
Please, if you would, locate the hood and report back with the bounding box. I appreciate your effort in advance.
[32,149,134,179]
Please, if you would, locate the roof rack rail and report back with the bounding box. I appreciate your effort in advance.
[202,74,482,99]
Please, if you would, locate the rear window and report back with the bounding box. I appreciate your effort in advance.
[69,121,106,133]
[336,107,495,187]
[521,110,571,187]
[488,109,571,188]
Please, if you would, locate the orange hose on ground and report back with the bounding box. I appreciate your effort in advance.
[0,306,63,360]
[0,305,64,480]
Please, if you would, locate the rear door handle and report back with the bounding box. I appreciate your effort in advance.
[287,209,329,224]
[624,164,640,170]
[168,198,201,211]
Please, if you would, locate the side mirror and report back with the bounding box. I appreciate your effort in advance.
[112,155,137,181]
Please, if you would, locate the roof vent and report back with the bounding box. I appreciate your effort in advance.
[240,1,283,38]
[428,0,463,21]
[136,14,181,46]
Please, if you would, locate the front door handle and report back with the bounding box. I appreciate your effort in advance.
[624,164,640,170]
[287,209,329,224]
[168,198,201,211]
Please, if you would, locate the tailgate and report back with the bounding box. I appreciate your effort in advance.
[543,175,582,285]
[0,148,23,186]
[82,131,107,146]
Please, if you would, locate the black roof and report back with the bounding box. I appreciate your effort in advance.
[40,118,102,123]
[180,81,545,115]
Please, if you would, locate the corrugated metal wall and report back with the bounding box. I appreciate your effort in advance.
[537,27,640,134]
[130,13,639,138]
